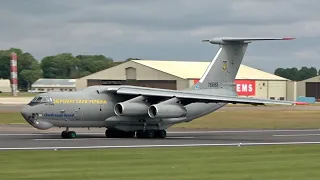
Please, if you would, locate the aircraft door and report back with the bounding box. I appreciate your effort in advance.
[99,99,110,121]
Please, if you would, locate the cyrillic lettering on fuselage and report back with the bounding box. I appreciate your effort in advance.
[53,99,107,104]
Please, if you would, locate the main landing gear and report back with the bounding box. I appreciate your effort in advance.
[105,128,167,139]
[105,128,135,138]
[59,128,167,139]
[136,130,166,139]
[61,128,77,139]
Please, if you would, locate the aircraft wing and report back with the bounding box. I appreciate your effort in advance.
[102,86,294,105]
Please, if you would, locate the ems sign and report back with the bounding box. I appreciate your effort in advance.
[234,80,255,96]
[192,79,256,96]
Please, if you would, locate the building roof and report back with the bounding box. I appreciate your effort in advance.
[32,79,76,88]
[132,60,288,81]
[300,75,320,82]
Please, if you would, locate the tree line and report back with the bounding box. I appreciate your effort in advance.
[274,67,319,81]
[0,48,125,90]
[1,47,316,90]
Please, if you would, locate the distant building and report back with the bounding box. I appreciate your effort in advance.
[76,60,296,101]
[31,79,76,92]
[297,75,320,100]
[0,79,11,93]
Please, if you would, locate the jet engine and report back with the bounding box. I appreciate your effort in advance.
[148,98,187,118]
[114,96,149,116]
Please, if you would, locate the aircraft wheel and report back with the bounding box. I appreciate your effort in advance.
[68,131,77,139]
[124,131,135,138]
[145,130,155,138]
[61,131,76,139]
[61,131,68,139]
[105,129,117,138]
[136,130,144,138]
[105,129,110,137]
[155,130,166,139]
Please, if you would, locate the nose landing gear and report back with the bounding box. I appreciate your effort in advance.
[61,128,76,139]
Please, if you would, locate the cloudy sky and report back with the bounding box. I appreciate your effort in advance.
[1,0,320,73]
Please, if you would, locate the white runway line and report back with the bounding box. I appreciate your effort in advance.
[168,129,320,134]
[273,134,320,137]
[1,141,320,150]
[32,137,195,141]
[33,138,111,141]
[166,137,195,139]
[0,134,50,136]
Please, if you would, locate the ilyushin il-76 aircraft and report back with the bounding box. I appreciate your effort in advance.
[21,37,295,139]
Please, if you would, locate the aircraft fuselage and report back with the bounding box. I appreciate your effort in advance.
[21,86,226,132]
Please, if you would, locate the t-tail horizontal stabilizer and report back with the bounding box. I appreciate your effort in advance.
[202,37,295,44]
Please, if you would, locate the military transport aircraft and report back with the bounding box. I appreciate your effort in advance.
[21,37,295,139]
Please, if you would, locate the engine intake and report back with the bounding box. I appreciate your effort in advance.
[114,96,149,116]
[114,102,149,116]
[148,104,187,118]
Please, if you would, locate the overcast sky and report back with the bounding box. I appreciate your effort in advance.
[1,0,320,73]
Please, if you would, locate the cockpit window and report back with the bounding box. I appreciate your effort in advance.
[41,97,50,103]
[28,95,53,106]
[35,97,42,102]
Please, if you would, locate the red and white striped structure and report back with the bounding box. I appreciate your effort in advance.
[10,52,18,96]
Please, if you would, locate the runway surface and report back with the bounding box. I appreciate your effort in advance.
[1,126,320,150]
[1,104,320,150]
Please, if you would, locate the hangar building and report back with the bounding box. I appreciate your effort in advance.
[0,79,11,93]
[76,60,296,101]
[31,79,77,92]
[296,75,320,100]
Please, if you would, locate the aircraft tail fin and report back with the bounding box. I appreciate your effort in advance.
[191,37,295,94]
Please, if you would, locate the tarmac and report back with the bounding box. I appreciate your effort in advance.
[1,126,320,150]
[1,103,320,150]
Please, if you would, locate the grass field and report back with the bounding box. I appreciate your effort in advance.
[0,145,320,179]
[0,92,39,97]
[2,109,320,129]
[0,112,25,124]
[174,110,320,129]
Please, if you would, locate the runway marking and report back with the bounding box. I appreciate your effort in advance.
[169,129,320,134]
[273,134,320,137]
[33,138,110,141]
[167,137,195,139]
[0,134,52,136]
[32,137,195,141]
[1,141,320,150]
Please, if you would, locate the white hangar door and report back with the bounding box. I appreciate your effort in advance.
[267,81,287,100]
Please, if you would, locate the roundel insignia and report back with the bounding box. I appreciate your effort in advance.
[195,84,200,89]
[222,61,227,70]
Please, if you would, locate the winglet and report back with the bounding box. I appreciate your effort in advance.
[281,37,296,40]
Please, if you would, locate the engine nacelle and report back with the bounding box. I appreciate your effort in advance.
[148,104,187,118]
[114,102,149,116]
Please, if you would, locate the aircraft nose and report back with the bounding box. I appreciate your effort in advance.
[20,105,32,120]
